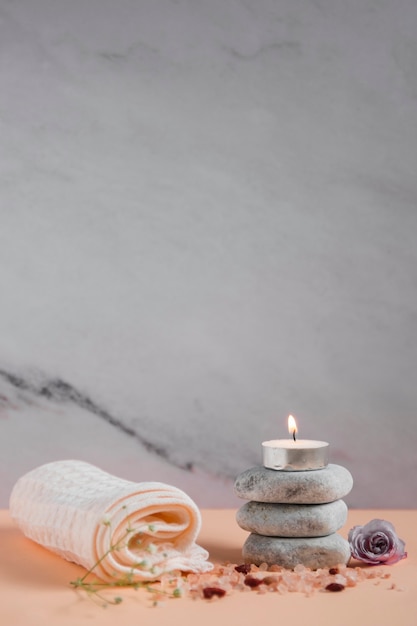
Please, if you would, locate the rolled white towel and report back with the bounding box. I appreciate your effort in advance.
[9,460,213,581]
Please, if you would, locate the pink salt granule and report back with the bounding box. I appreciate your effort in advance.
[153,561,395,602]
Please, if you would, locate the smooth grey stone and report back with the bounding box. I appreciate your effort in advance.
[236,499,348,537]
[242,532,351,570]
[234,464,353,504]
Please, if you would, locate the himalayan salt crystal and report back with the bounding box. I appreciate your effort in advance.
[352,567,366,582]
[202,587,227,600]
[289,578,305,591]
[344,572,358,587]
[281,570,294,583]
[333,574,347,587]
[309,577,320,590]
[187,574,199,585]
[281,570,301,592]
[294,563,307,574]
[277,582,289,594]
[217,578,232,590]
[171,559,397,601]
[367,568,384,579]
[228,571,242,585]
[269,564,282,572]
[244,575,264,588]
[159,573,184,596]
[300,582,314,596]
[325,582,345,592]
[388,583,404,592]
[305,580,317,591]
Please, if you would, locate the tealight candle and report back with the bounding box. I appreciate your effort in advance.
[262,415,329,471]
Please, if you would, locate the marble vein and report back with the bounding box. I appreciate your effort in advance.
[0,369,193,472]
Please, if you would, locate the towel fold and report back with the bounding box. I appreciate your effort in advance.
[9,460,213,581]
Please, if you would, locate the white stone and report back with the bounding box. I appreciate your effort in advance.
[236,499,348,537]
[242,532,351,569]
[234,464,353,504]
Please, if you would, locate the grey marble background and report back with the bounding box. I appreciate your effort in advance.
[1,0,416,509]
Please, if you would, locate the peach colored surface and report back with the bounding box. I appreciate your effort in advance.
[0,509,415,626]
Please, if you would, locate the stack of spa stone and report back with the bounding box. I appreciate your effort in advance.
[234,464,353,570]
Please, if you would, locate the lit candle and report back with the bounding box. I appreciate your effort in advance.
[262,415,329,471]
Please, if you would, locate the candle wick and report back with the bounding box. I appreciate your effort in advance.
[293,431,296,442]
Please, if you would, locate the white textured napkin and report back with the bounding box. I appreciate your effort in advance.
[9,460,213,581]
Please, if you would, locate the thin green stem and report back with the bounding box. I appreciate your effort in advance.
[69,522,181,606]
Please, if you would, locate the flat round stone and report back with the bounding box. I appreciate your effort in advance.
[234,464,353,504]
[242,532,351,569]
[236,499,348,537]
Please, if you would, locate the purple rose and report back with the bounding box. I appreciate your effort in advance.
[348,518,407,565]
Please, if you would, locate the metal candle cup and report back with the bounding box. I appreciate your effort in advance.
[262,439,329,471]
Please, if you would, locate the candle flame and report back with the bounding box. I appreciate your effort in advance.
[288,415,298,440]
